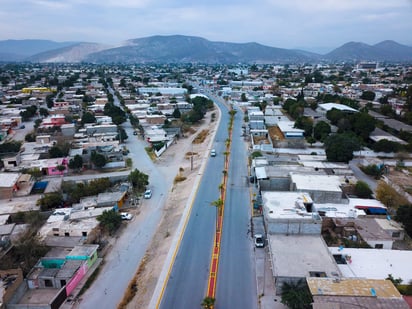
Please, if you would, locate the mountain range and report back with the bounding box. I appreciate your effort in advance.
[0,35,411,64]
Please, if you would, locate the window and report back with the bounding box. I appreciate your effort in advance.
[64,232,70,237]
[44,279,53,287]
[309,271,327,277]
[375,244,383,249]
[82,232,87,237]
[392,232,401,238]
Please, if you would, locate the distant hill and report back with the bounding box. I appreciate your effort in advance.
[0,36,411,63]
[0,39,78,61]
[27,42,112,63]
[85,35,312,64]
[325,40,412,62]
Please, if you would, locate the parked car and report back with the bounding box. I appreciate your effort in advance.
[120,212,133,220]
[144,189,152,199]
[254,234,265,248]
[210,149,216,157]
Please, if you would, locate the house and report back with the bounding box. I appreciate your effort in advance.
[330,216,402,249]
[262,191,322,235]
[290,174,343,204]
[317,103,358,115]
[277,121,304,139]
[0,172,20,200]
[308,278,409,309]
[328,247,412,283]
[268,234,341,294]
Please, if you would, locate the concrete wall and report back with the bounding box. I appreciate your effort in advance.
[266,218,322,235]
[259,178,290,191]
[366,239,393,250]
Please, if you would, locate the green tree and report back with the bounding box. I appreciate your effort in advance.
[294,116,313,137]
[48,146,64,158]
[81,112,96,124]
[313,121,331,141]
[281,279,312,309]
[36,192,63,211]
[324,133,360,162]
[372,139,402,153]
[349,112,376,141]
[201,297,215,309]
[91,151,107,168]
[172,108,181,119]
[360,90,376,101]
[68,155,83,171]
[326,108,345,125]
[128,168,149,191]
[355,181,373,198]
[395,205,412,237]
[97,210,122,235]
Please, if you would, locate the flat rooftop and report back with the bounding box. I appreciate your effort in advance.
[307,278,401,298]
[328,247,412,283]
[269,235,340,278]
[262,191,320,220]
[0,172,19,188]
[290,174,342,192]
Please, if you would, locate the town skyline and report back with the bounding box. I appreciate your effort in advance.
[1,0,412,53]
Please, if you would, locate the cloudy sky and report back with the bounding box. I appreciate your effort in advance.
[1,0,411,53]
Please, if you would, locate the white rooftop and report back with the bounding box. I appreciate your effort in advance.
[328,247,412,283]
[291,174,342,192]
[0,172,20,188]
[277,121,305,133]
[319,103,358,113]
[262,191,319,220]
[270,235,341,278]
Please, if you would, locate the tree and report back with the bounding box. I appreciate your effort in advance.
[81,112,96,124]
[324,133,360,163]
[36,192,63,211]
[376,181,408,209]
[128,168,149,191]
[360,90,376,101]
[172,108,181,119]
[355,181,373,198]
[68,155,83,171]
[349,112,376,141]
[48,146,64,158]
[91,151,107,168]
[372,139,402,153]
[395,205,412,237]
[201,297,215,309]
[39,107,49,117]
[97,210,122,235]
[314,121,331,141]
[294,116,313,137]
[281,279,312,309]
[326,108,345,125]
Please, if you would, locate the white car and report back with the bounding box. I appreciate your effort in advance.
[144,189,152,199]
[120,212,133,220]
[210,149,216,157]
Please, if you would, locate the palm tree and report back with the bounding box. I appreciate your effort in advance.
[201,296,215,309]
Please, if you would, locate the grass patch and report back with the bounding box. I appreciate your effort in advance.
[118,255,148,308]
[174,175,187,183]
[126,158,132,168]
[144,147,156,161]
[193,129,209,144]
[185,151,197,158]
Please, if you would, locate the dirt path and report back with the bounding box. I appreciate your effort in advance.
[122,108,220,309]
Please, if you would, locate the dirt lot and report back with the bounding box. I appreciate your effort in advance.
[122,109,219,309]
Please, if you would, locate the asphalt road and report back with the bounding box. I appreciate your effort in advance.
[160,93,256,309]
[215,105,257,309]
[159,100,228,308]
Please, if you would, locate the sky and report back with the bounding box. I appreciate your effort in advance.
[0,0,411,53]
